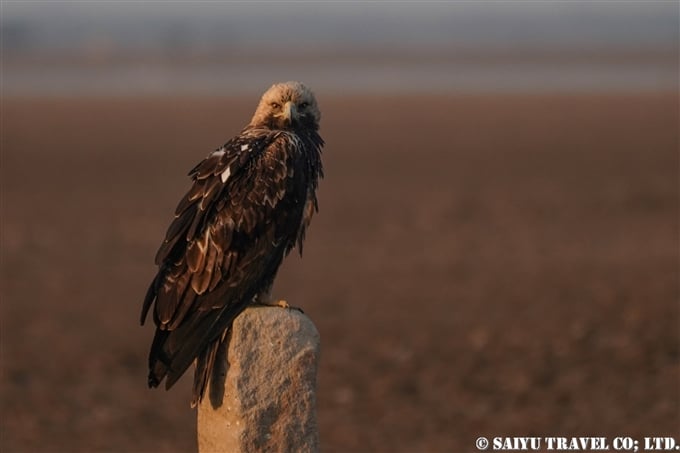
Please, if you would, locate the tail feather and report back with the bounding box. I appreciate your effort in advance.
[147,329,170,388]
[146,297,249,404]
[191,336,222,407]
[140,274,160,325]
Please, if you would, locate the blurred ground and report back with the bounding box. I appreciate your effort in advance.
[1,93,678,452]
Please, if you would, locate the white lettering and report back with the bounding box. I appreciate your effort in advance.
[544,437,610,451]
[492,437,541,450]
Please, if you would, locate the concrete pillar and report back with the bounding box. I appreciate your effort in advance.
[197,305,321,453]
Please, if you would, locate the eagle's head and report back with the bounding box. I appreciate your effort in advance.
[249,81,320,131]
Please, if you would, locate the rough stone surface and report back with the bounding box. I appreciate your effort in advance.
[197,306,321,453]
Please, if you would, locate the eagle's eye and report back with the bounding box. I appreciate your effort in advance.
[299,102,309,109]
[270,102,281,109]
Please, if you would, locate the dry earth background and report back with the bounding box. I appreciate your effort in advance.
[1,92,678,452]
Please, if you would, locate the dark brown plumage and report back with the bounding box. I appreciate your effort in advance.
[141,81,324,406]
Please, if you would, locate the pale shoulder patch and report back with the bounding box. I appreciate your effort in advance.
[212,149,226,157]
[240,144,249,151]
[220,166,231,183]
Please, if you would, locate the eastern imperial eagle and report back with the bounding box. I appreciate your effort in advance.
[140,81,324,406]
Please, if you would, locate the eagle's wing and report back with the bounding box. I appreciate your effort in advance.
[141,129,300,400]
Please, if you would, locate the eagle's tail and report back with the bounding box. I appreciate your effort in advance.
[147,329,227,407]
[191,334,224,407]
[146,298,249,406]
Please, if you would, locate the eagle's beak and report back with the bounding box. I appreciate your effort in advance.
[282,101,298,126]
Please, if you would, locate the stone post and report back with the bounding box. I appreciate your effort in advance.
[197,306,321,453]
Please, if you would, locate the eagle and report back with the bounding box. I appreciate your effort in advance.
[140,81,324,406]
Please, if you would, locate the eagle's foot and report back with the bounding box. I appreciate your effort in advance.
[274,299,304,313]
[253,298,304,313]
[274,299,290,309]
[274,300,304,313]
[254,289,303,312]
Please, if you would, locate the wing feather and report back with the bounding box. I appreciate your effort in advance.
[155,206,195,264]
[199,176,223,211]
[157,267,191,326]
[168,287,196,330]
[186,231,208,274]
[191,235,217,294]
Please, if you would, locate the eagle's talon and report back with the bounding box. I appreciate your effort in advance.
[254,299,303,313]
[278,300,304,313]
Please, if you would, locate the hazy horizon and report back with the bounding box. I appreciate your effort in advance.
[2,1,677,95]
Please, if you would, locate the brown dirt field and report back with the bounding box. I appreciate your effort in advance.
[1,93,678,452]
